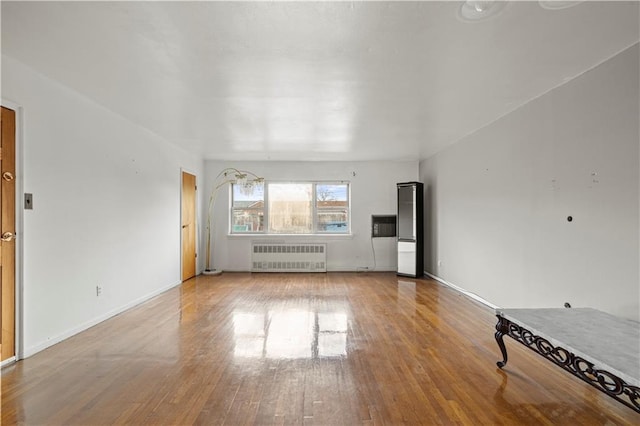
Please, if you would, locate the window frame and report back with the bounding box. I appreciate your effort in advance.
[230,180,351,235]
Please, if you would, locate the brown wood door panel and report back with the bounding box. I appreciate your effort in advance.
[1,106,16,361]
[181,172,196,281]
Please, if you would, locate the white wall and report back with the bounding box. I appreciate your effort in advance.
[2,55,204,357]
[204,160,418,272]
[419,44,639,321]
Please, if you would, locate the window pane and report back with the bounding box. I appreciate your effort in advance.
[316,184,348,205]
[316,184,349,233]
[269,183,313,234]
[232,183,264,233]
[232,209,264,232]
[232,183,264,207]
[317,210,348,232]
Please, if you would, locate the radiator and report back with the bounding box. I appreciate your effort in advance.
[251,243,327,272]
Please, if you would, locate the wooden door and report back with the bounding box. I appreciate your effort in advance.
[1,106,16,362]
[181,172,196,281]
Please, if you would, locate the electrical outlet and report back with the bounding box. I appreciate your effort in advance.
[96,285,102,296]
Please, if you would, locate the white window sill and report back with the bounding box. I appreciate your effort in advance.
[226,233,355,240]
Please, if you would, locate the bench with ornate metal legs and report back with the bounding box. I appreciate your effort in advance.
[494,308,640,413]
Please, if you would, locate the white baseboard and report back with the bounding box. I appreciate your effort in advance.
[330,266,396,272]
[23,280,182,358]
[424,271,499,310]
[214,267,398,273]
[1,356,16,368]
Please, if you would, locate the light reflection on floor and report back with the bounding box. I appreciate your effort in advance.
[233,307,348,360]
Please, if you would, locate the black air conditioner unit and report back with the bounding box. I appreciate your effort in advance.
[371,215,397,238]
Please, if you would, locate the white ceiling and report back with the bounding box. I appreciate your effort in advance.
[2,1,638,161]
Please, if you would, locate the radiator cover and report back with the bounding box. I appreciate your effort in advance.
[251,243,327,272]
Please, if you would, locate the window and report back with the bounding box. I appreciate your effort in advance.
[316,184,349,233]
[269,183,313,234]
[231,182,264,232]
[230,181,350,234]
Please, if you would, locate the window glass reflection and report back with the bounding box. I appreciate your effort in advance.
[233,312,265,358]
[234,337,264,358]
[318,312,347,357]
[266,310,314,359]
[318,312,347,332]
[232,304,349,361]
[233,312,265,336]
[318,333,347,357]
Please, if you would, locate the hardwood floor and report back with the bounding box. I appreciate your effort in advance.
[2,272,638,425]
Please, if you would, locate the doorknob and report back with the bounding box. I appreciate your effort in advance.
[2,172,14,181]
[182,224,188,229]
[1,232,16,242]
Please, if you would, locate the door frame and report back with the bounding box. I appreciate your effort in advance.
[180,168,198,281]
[1,99,24,364]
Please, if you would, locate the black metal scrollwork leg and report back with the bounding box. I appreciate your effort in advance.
[493,314,640,413]
[494,315,509,368]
